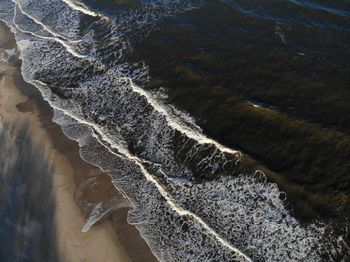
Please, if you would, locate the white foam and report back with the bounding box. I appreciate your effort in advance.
[61,0,105,18]
[0,0,342,259]
[81,199,133,232]
[249,102,261,108]
[0,47,17,63]
[32,79,251,261]
[16,0,240,160]
[12,3,87,59]
[275,25,287,44]
[13,0,71,41]
[130,79,239,155]
[16,39,30,51]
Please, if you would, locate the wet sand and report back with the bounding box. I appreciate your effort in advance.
[0,21,156,262]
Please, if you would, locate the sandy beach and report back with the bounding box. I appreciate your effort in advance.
[0,21,156,262]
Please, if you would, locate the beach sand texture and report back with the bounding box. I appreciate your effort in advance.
[0,21,156,262]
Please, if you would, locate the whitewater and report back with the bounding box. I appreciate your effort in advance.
[0,0,344,261]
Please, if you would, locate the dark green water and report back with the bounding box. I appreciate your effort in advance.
[88,0,350,235]
[2,0,350,259]
[133,0,350,220]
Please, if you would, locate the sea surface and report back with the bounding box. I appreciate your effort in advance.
[0,0,349,261]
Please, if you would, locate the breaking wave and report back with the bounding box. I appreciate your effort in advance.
[0,0,344,261]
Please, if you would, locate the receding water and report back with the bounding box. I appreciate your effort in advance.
[0,0,349,261]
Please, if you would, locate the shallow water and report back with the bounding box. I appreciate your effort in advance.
[0,0,349,261]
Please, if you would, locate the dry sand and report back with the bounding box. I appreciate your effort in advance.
[0,21,156,262]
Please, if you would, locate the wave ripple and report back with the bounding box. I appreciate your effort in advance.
[0,0,344,261]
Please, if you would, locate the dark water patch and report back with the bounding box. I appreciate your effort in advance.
[223,0,350,31]
[131,0,350,233]
[0,122,58,262]
[134,1,350,132]
[81,0,139,15]
[2,0,350,260]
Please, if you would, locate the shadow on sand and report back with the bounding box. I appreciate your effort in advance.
[0,121,59,262]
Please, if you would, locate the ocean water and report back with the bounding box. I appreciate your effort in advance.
[0,0,349,261]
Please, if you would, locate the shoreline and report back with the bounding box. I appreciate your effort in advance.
[0,21,157,262]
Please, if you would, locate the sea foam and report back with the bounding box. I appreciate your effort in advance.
[0,0,344,261]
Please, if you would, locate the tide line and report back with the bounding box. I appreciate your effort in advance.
[16,0,241,160]
[12,0,76,42]
[126,75,240,157]
[12,3,87,59]
[61,0,108,20]
[32,79,252,262]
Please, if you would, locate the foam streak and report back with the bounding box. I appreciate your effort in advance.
[61,0,102,18]
[32,79,252,262]
[12,0,73,42]
[12,3,86,58]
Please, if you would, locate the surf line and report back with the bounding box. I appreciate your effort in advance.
[15,0,239,162]
[11,0,81,43]
[61,0,108,20]
[113,73,241,158]
[32,79,252,262]
[14,0,241,161]
[12,3,87,59]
